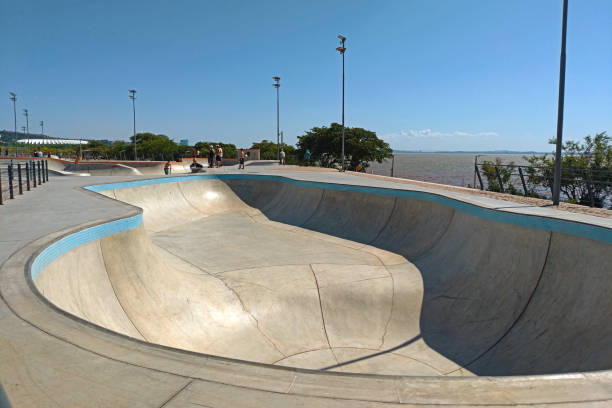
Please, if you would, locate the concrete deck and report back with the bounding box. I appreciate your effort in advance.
[1,167,611,407]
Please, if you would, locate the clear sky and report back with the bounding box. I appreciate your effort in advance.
[1,0,611,151]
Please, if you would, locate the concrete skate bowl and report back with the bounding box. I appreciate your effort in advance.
[30,175,612,384]
[47,159,168,176]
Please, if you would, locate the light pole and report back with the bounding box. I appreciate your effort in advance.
[336,35,346,171]
[273,76,280,162]
[40,120,44,136]
[9,93,16,138]
[552,0,568,206]
[22,109,29,134]
[129,89,137,160]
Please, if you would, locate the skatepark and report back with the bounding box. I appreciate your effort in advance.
[1,167,612,406]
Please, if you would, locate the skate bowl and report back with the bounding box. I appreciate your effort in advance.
[46,158,179,176]
[18,174,612,404]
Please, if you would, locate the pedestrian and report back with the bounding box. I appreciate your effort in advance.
[280,149,286,165]
[239,149,245,170]
[207,146,214,168]
[216,145,223,167]
[304,149,311,166]
[164,160,171,175]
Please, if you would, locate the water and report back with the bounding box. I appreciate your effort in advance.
[368,153,548,188]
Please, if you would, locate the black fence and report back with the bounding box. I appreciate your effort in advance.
[474,162,612,208]
[0,159,49,205]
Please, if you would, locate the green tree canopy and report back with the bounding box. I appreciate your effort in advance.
[130,133,179,160]
[296,123,392,170]
[194,141,237,159]
[251,140,295,160]
[525,132,612,207]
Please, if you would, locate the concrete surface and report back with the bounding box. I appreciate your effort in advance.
[0,168,611,407]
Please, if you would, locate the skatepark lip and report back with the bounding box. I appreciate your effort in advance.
[3,172,612,406]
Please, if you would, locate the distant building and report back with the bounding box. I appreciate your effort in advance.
[180,139,189,146]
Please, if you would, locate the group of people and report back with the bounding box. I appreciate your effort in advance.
[207,145,224,168]
[162,146,314,175]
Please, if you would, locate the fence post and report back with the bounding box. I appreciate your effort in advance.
[390,154,395,178]
[17,163,23,195]
[583,170,595,208]
[8,164,14,199]
[494,166,505,194]
[25,162,30,191]
[545,169,554,196]
[0,167,3,205]
[475,164,484,190]
[45,160,49,181]
[518,167,528,197]
[37,161,42,185]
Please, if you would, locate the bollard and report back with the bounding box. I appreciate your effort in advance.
[37,161,42,185]
[0,168,3,205]
[45,160,49,182]
[17,163,23,195]
[25,162,30,191]
[32,161,37,188]
[8,164,14,199]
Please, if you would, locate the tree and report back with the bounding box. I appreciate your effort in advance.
[251,140,296,160]
[130,133,179,161]
[194,142,237,159]
[296,123,392,170]
[481,158,519,195]
[525,132,612,207]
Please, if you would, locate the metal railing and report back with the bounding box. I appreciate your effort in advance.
[0,159,49,205]
[474,162,612,208]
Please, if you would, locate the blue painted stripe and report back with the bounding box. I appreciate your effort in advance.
[31,214,143,280]
[84,174,611,244]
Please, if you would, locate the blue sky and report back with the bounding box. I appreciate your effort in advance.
[1,0,611,151]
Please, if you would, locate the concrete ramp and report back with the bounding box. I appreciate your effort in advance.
[34,176,612,377]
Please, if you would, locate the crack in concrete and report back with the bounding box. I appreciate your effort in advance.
[158,379,193,408]
[379,268,395,350]
[309,264,340,367]
[215,274,287,359]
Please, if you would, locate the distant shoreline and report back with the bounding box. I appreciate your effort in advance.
[392,150,550,155]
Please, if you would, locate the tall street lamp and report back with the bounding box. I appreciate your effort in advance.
[273,76,280,162]
[22,109,29,134]
[9,93,16,137]
[552,0,568,206]
[336,35,346,171]
[40,120,44,136]
[129,89,137,160]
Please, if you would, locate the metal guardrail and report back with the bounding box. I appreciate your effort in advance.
[474,163,612,208]
[0,159,49,205]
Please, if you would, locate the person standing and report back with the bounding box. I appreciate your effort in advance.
[280,149,286,165]
[239,149,245,170]
[164,160,171,175]
[216,145,223,167]
[208,146,215,168]
[304,149,311,166]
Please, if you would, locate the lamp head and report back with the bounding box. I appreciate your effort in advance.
[336,46,346,54]
[9,92,16,98]
[272,76,280,81]
[338,34,346,42]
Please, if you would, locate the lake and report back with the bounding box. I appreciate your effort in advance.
[368,153,551,188]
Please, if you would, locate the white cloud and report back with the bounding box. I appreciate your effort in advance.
[382,129,500,150]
